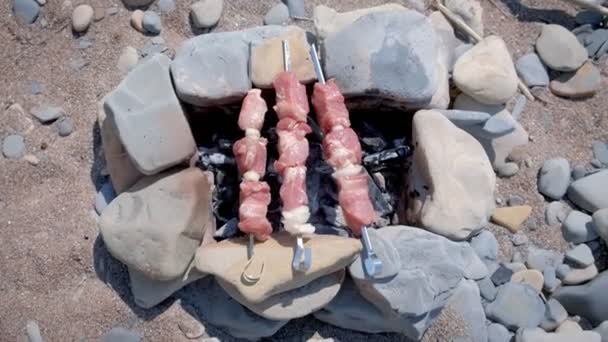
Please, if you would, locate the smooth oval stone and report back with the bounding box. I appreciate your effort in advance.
[72,4,94,32]
[349,228,401,280]
[536,24,587,72]
[550,62,601,98]
[2,134,26,159]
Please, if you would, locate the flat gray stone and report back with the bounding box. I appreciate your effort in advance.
[538,158,571,200]
[592,141,608,166]
[121,0,154,7]
[511,94,527,120]
[56,117,73,137]
[593,208,608,245]
[483,115,516,135]
[536,24,588,72]
[517,327,601,341]
[576,10,604,26]
[13,0,39,24]
[323,10,438,109]
[286,0,305,17]
[31,105,63,123]
[351,226,487,340]
[171,26,286,107]
[511,232,528,246]
[543,266,561,293]
[129,266,206,309]
[25,320,43,342]
[437,109,491,126]
[546,201,569,226]
[572,165,588,180]
[478,276,497,301]
[158,0,175,13]
[348,228,400,280]
[263,2,289,25]
[516,53,550,87]
[142,11,161,34]
[2,134,25,159]
[556,264,572,280]
[470,230,499,268]
[94,181,116,215]
[485,283,545,331]
[526,246,563,271]
[105,54,196,175]
[582,29,608,58]
[554,270,608,325]
[491,264,513,286]
[190,0,223,29]
[30,80,44,95]
[565,244,594,268]
[102,327,142,342]
[540,298,568,331]
[561,210,599,243]
[488,323,512,342]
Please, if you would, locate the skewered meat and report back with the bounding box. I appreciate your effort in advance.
[322,127,362,169]
[233,136,268,180]
[273,72,310,123]
[238,180,272,240]
[334,171,378,236]
[274,119,311,174]
[311,80,351,134]
[238,89,268,133]
[279,166,308,210]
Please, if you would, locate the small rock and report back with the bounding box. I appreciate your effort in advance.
[190,0,223,29]
[444,0,483,36]
[538,158,571,200]
[478,276,497,301]
[526,247,563,271]
[511,233,529,246]
[543,266,561,293]
[437,109,491,126]
[491,264,514,286]
[511,269,544,292]
[78,39,93,49]
[69,57,88,71]
[264,3,289,25]
[516,53,550,87]
[593,321,608,341]
[93,6,105,21]
[546,201,569,226]
[485,282,545,331]
[576,10,604,26]
[95,181,116,215]
[592,158,604,168]
[5,103,34,134]
[453,35,518,105]
[470,230,498,267]
[497,162,520,178]
[30,105,63,123]
[117,46,139,74]
[106,6,118,16]
[568,171,608,212]
[158,0,175,13]
[491,205,532,233]
[593,208,608,245]
[286,0,305,18]
[506,262,527,274]
[483,115,516,135]
[565,244,594,268]
[550,61,601,98]
[24,154,39,165]
[592,141,608,166]
[131,10,144,32]
[536,24,588,71]
[562,210,599,243]
[25,320,43,342]
[101,327,141,342]
[556,264,572,280]
[512,250,525,263]
[511,94,527,121]
[30,80,44,95]
[142,11,161,35]
[72,4,94,32]
[582,28,608,59]
[2,134,26,159]
[56,117,73,137]
[214,217,239,240]
[562,263,598,285]
[573,165,588,180]
[487,323,512,342]
[13,0,40,24]
[508,195,525,206]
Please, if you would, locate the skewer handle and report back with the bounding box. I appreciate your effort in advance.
[310,44,325,84]
[282,40,291,72]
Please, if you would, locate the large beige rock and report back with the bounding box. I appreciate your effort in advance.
[405,110,496,240]
[516,327,601,342]
[453,36,518,105]
[97,98,143,194]
[100,168,215,281]
[313,4,407,40]
[194,232,361,303]
[250,26,315,88]
[427,11,456,110]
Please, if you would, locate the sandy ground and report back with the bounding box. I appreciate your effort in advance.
[1,0,607,341]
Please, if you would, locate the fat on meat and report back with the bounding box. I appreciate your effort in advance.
[238,89,268,132]
[273,72,309,123]
[323,127,362,169]
[233,136,268,178]
[311,79,351,134]
[238,180,273,241]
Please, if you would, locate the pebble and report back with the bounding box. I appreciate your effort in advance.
[515,53,550,87]
[497,162,519,178]
[562,210,599,243]
[556,264,572,280]
[550,61,601,98]
[511,269,544,292]
[78,39,93,49]
[526,247,563,271]
[491,264,513,286]
[142,11,161,35]
[491,205,532,233]
[538,158,571,200]
[512,250,525,263]
[95,181,116,215]
[511,233,528,246]
[511,94,527,121]
[592,141,608,166]
[190,0,223,29]
[536,24,588,72]
[508,195,525,206]
[30,80,44,95]
[26,320,43,342]
[581,29,608,59]
[101,327,141,342]
[2,134,26,159]
[505,262,527,274]
[31,105,63,123]
[592,158,603,168]
[13,0,40,24]
[565,244,594,268]
[444,0,484,36]
[158,0,175,13]
[593,209,608,244]
[437,109,491,126]
[72,4,94,32]
[35,0,45,5]
[214,217,239,240]
[477,276,497,301]
[106,6,118,16]
[554,271,608,324]
[485,282,545,331]
[482,115,515,135]
[24,154,40,165]
[131,10,144,32]
[469,230,499,267]
[56,117,73,137]
[487,323,512,342]
[545,201,569,226]
[576,10,604,26]
[69,57,88,71]
[562,263,598,285]
[93,6,105,21]
[286,0,305,18]
[568,170,608,212]
[117,46,139,74]
[572,165,588,180]
[543,266,561,292]
[264,2,289,25]
[540,298,568,332]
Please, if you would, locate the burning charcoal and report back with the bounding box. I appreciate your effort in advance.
[307,117,324,142]
[361,136,388,152]
[216,138,234,152]
[322,205,347,228]
[366,170,393,217]
[393,138,407,147]
[314,224,350,237]
[363,146,411,171]
[214,217,240,240]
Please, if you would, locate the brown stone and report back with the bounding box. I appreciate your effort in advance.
[491,205,532,233]
[511,269,544,292]
[550,61,600,99]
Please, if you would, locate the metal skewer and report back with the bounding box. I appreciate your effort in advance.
[308,42,383,278]
[282,39,312,272]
